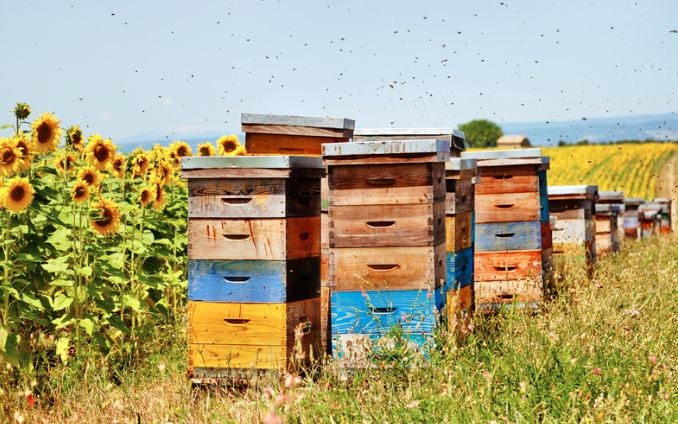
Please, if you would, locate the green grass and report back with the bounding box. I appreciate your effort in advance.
[4,236,678,423]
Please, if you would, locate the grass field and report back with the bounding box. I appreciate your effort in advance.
[4,235,677,423]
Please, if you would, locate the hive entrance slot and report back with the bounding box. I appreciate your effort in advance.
[221,197,253,205]
[223,234,251,241]
[494,266,518,272]
[495,204,515,209]
[495,233,515,238]
[366,221,395,228]
[223,276,250,283]
[369,307,397,315]
[367,264,400,271]
[365,178,395,186]
[224,319,250,325]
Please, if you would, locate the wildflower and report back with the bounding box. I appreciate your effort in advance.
[153,159,173,186]
[263,412,282,424]
[625,308,641,316]
[217,134,244,155]
[27,393,34,408]
[85,134,116,171]
[263,387,275,398]
[72,181,90,203]
[197,142,216,156]
[138,186,154,208]
[112,153,126,179]
[0,137,22,176]
[284,373,301,389]
[66,125,85,152]
[14,102,31,120]
[90,197,122,237]
[1,177,34,213]
[78,166,102,189]
[275,394,290,406]
[169,140,193,158]
[547,332,559,340]
[592,368,601,375]
[519,381,527,394]
[649,355,657,364]
[405,401,419,409]
[13,131,33,172]
[31,111,63,155]
[426,290,433,299]
[55,152,78,176]
[132,152,151,177]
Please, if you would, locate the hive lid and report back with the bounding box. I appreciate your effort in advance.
[598,190,625,201]
[548,185,598,196]
[462,148,542,160]
[241,113,355,130]
[180,155,325,170]
[354,128,466,151]
[446,158,477,171]
[596,204,622,213]
[322,139,450,157]
[624,197,645,205]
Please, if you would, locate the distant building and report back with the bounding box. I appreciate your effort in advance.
[496,135,531,148]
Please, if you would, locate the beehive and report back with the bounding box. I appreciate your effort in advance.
[462,148,550,310]
[353,128,466,156]
[548,185,598,273]
[594,204,621,255]
[639,202,662,238]
[444,158,478,328]
[597,191,625,253]
[652,198,671,234]
[182,155,325,376]
[323,140,449,364]
[623,197,644,240]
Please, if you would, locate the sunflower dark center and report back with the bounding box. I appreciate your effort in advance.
[11,187,24,201]
[141,191,149,202]
[37,123,52,144]
[84,173,93,184]
[96,209,113,227]
[178,146,187,156]
[200,147,210,156]
[75,187,86,197]
[1,149,13,163]
[94,145,109,162]
[223,141,236,152]
[17,142,27,156]
[72,133,82,145]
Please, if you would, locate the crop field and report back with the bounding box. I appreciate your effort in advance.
[2,109,678,423]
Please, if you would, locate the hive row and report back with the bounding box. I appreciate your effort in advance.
[183,113,672,375]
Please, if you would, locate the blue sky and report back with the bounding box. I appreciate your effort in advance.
[2,0,677,146]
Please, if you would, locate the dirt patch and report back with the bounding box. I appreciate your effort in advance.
[654,150,678,233]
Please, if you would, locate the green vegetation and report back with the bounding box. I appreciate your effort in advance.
[458,119,504,148]
[3,236,677,423]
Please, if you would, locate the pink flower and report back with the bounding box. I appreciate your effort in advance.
[405,400,420,409]
[592,368,601,375]
[285,373,302,389]
[263,412,282,424]
[649,355,657,364]
[426,290,433,299]
[263,387,275,398]
[276,394,290,406]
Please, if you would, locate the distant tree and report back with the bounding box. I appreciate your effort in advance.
[558,140,568,147]
[457,119,504,148]
[575,139,590,146]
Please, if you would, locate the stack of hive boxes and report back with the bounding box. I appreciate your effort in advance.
[444,158,478,325]
[323,140,448,366]
[183,155,325,376]
[461,149,550,309]
[623,197,644,240]
[548,185,598,273]
[654,199,672,234]
[596,191,625,254]
[638,202,661,238]
[241,113,356,356]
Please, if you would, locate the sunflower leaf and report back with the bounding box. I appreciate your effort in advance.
[53,293,73,311]
[0,124,13,130]
[80,318,95,336]
[21,293,44,311]
[55,337,70,363]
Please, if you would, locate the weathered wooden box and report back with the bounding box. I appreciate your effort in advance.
[188,299,320,373]
[548,186,598,266]
[353,127,466,156]
[242,113,354,156]
[623,197,644,240]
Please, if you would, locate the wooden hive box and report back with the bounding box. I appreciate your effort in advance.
[623,197,644,240]
[444,158,478,325]
[651,198,671,234]
[188,299,320,374]
[181,155,326,373]
[548,185,598,271]
[594,204,615,255]
[461,149,550,308]
[353,127,466,157]
[323,139,449,359]
[599,191,625,250]
[332,333,435,368]
[242,113,354,156]
[639,203,662,238]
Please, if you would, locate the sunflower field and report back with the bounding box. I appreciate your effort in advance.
[543,143,678,199]
[0,103,245,385]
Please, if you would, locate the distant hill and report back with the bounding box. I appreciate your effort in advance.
[116,132,245,154]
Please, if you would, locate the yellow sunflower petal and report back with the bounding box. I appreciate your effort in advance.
[31,112,63,155]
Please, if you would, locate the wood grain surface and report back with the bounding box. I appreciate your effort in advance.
[475,192,541,223]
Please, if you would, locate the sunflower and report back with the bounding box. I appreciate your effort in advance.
[138,186,154,208]
[78,166,102,188]
[216,134,241,155]
[196,142,216,157]
[90,197,121,237]
[13,131,34,172]
[112,153,126,179]
[14,102,31,121]
[152,180,167,211]
[72,181,90,203]
[0,137,23,177]
[169,140,193,158]
[55,152,79,176]
[66,125,85,153]
[85,134,116,171]
[31,112,63,155]
[132,152,151,177]
[1,177,34,213]
[153,159,174,186]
